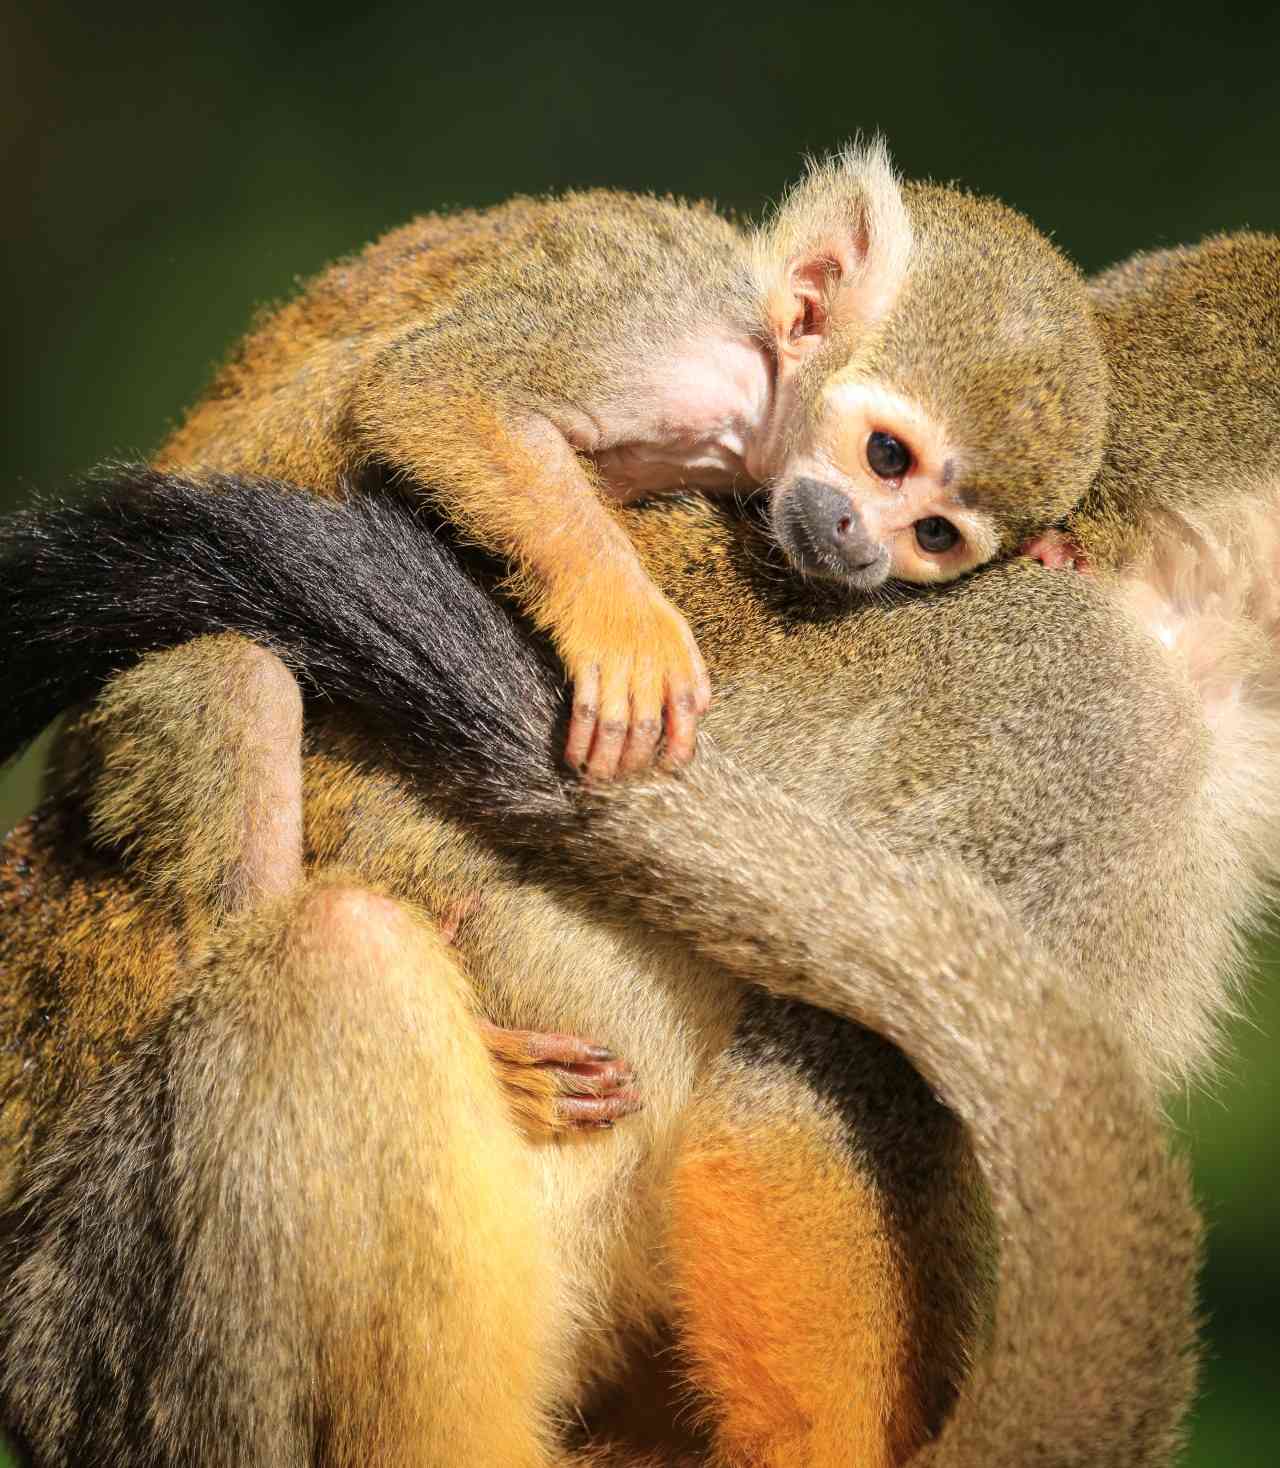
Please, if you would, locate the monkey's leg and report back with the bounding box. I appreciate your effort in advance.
[0,878,572,1467]
[57,632,304,924]
[667,1003,983,1468]
[68,637,640,1143]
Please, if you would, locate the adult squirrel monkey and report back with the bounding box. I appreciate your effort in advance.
[0,478,1209,1467]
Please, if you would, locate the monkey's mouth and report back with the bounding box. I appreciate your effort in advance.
[771,480,892,593]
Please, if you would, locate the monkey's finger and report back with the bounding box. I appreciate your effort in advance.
[564,664,602,775]
[661,682,703,769]
[584,667,631,783]
[689,643,712,716]
[436,894,481,948]
[478,1020,619,1069]
[554,1057,636,1095]
[555,1089,644,1128]
[617,675,665,776]
[1021,529,1088,572]
[661,627,711,768]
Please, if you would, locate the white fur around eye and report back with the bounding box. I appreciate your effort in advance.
[821,378,920,424]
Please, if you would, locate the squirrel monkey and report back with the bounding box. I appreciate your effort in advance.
[157,139,1105,779]
[2,218,1278,1464]
[0,478,1211,1467]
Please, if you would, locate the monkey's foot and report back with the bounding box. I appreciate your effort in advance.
[1022,529,1091,573]
[479,1020,642,1137]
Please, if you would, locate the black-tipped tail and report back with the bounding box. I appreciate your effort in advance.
[1,466,567,816]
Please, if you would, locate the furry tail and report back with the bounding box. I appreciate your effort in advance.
[0,465,568,819]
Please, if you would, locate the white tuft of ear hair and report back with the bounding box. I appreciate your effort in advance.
[752,134,914,333]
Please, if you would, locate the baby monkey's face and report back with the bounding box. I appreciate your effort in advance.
[749,163,1106,594]
[766,369,1001,591]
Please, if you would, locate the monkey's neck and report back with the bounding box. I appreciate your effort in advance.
[570,331,777,499]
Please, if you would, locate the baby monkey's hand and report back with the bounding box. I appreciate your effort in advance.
[479,1022,642,1135]
[437,897,642,1136]
[1023,529,1091,573]
[554,567,711,782]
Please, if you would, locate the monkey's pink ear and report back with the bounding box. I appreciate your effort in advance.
[764,143,912,364]
[767,251,842,365]
[768,212,902,365]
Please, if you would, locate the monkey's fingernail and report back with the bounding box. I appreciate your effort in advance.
[586,1044,615,1061]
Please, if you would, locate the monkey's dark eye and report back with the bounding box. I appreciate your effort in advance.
[867,431,912,480]
[915,517,960,554]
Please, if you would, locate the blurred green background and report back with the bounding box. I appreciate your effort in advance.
[2,1,1277,1461]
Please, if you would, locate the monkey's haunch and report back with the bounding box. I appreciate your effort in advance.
[0,467,567,818]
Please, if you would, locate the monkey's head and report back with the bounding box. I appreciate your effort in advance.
[749,145,1108,591]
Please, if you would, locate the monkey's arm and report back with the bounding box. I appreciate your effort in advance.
[350,332,709,780]
[49,635,305,928]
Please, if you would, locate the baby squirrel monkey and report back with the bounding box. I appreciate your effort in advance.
[159,139,1106,780]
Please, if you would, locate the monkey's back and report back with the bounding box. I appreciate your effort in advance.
[1082,231,1280,561]
[157,190,748,485]
[0,498,1231,1171]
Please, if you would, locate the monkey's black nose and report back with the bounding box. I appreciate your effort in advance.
[772,478,890,588]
